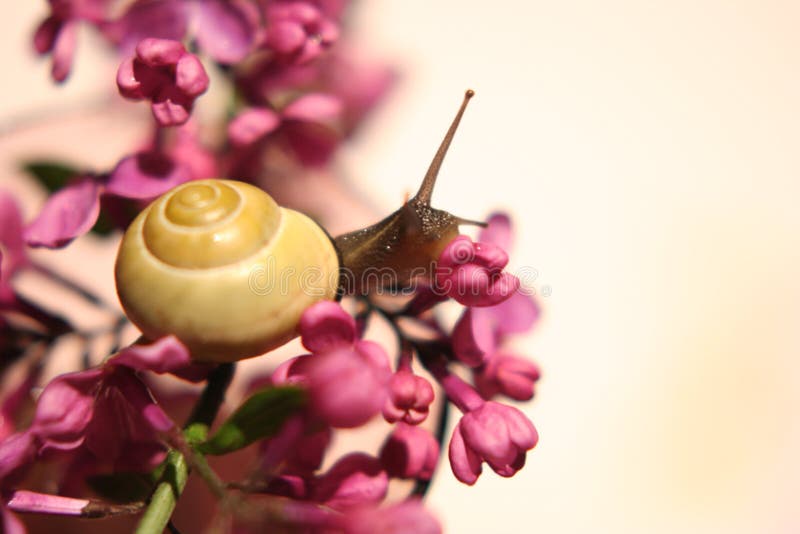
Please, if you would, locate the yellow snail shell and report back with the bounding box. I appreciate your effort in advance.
[115,179,340,362]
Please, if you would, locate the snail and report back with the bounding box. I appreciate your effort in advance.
[115,90,482,362]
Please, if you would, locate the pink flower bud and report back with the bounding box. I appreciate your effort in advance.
[475,353,541,401]
[299,300,356,353]
[6,490,88,516]
[382,370,434,425]
[380,423,439,480]
[435,235,520,307]
[305,342,390,428]
[312,453,388,511]
[116,38,209,127]
[264,1,339,64]
[448,401,538,485]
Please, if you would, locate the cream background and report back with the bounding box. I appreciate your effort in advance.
[3,2,800,533]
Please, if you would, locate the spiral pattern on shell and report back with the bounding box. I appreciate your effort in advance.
[115,179,340,362]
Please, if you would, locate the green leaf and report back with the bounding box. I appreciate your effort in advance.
[21,160,81,193]
[198,385,306,455]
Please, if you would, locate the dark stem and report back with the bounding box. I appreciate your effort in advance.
[185,363,235,429]
[32,263,119,312]
[411,341,453,497]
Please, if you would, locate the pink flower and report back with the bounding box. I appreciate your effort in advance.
[33,366,173,468]
[340,499,442,534]
[426,359,538,485]
[117,38,209,127]
[382,369,434,425]
[474,353,541,401]
[33,0,110,82]
[434,235,520,307]
[379,423,439,480]
[451,290,540,368]
[311,453,387,511]
[228,93,343,166]
[103,0,188,57]
[259,416,331,477]
[448,401,538,485]
[108,0,260,64]
[190,0,261,64]
[0,337,193,483]
[264,1,339,64]
[273,301,391,428]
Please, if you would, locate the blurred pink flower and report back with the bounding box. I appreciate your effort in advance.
[33,0,110,82]
[117,38,209,126]
[379,423,439,480]
[273,301,391,428]
[311,452,387,511]
[228,93,343,166]
[263,0,339,64]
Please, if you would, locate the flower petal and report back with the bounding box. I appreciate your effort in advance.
[24,178,101,248]
[193,0,257,64]
[299,300,356,353]
[51,20,77,83]
[447,422,482,485]
[478,212,513,251]
[106,152,190,199]
[228,107,281,146]
[109,335,193,375]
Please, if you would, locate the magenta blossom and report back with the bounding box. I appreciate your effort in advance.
[450,212,542,397]
[0,366,172,482]
[33,0,110,82]
[434,234,520,307]
[451,290,540,368]
[263,0,339,64]
[0,336,194,484]
[117,38,209,126]
[379,423,439,480]
[383,368,434,425]
[449,400,538,485]
[107,0,260,64]
[474,353,541,401]
[270,301,391,428]
[311,453,388,511]
[428,360,538,485]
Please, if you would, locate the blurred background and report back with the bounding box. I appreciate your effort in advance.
[3,1,800,533]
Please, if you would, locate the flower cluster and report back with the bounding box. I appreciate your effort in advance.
[0,1,543,532]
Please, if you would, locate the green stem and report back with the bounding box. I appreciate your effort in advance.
[134,363,235,534]
[134,451,188,534]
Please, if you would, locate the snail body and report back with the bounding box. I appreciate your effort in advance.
[115,91,479,362]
